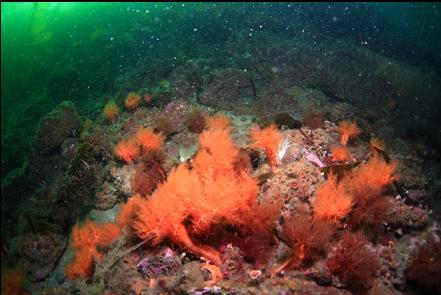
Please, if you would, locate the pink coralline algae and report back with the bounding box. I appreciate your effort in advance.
[137,248,182,278]
[304,149,325,168]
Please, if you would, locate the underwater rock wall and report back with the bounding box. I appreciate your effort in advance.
[1,5,441,293]
[1,85,440,294]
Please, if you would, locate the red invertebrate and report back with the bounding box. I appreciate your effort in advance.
[327,232,379,291]
[273,212,334,273]
[65,220,120,279]
[251,124,283,168]
[114,138,139,163]
[338,120,360,145]
[118,128,261,266]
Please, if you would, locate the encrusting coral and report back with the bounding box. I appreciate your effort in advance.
[337,120,360,145]
[117,126,260,265]
[251,123,283,168]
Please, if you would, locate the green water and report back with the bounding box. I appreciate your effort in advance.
[1,2,440,177]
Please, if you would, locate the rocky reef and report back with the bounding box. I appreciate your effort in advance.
[2,25,441,295]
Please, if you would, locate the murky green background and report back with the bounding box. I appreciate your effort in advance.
[2,2,440,178]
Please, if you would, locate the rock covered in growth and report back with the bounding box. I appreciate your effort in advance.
[18,102,84,192]
[86,125,115,162]
[137,250,182,278]
[1,166,32,213]
[327,232,379,291]
[165,132,199,164]
[327,102,356,122]
[2,102,84,241]
[60,138,81,161]
[20,232,65,267]
[21,102,84,218]
[53,143,101,227]
[254,86,328,120]
[264,159,323,202]
[254,89,299,119]
[376,243,406,290]
[406,233,441,293]
[396,157,427,190]
[199,68,256,113]
[161,99,191,133]
[95,181,118,210]
[32,101,82,153]
[110,164,134,197]
[19,232,67,284]
[388,199,429,229]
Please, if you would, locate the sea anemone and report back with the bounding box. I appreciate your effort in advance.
[116,194,145,228]
[103,100,120,122]
[249,269,262,280]
[65,248,94,279]
[125,92,141,111]
[69,220,120,253]
[338,120,361,145]
[193,128,239,177]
